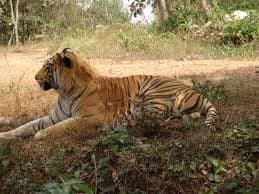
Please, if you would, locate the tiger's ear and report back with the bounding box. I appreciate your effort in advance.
[61,56,72,68]
[63,48,73,53]
[56,53,72,68]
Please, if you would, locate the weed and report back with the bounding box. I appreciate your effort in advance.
[192,79,228,102]
[100,128,131,152]
[41,149,65,177]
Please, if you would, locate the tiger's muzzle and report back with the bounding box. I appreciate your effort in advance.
[37,80,52,91]
[35,74,52,91]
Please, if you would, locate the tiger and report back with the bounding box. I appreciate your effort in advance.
[0,48,217,140]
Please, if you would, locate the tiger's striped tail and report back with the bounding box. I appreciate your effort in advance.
[204,101,217,130]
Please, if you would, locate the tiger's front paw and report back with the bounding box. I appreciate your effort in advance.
[34,130,48,140]
[0,131,16,140]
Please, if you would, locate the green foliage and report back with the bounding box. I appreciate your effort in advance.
[222,13,259,45]
[41,149,65,177]
[0,0,127,44]
[206,157,227,183]
[88,0,128,24]
[37,179,93,194]
[192,80,228,102]
[219,0,259,11]
[101,128,130,152]
[157,7,192,32]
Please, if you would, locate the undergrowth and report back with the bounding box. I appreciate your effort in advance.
[0,117,258,193]
[47,24,257,59]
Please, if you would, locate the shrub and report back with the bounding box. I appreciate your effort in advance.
[222,13,259,45]
[192,80,228,102]
[157,7,192,32]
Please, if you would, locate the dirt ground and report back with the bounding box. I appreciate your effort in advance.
[0,47,258,125]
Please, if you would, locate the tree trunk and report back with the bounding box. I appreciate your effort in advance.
[8,0,15,46]
[8,0,20,46]
[15,0,20,46]
[157,0,168,21]
[201,0,211,19]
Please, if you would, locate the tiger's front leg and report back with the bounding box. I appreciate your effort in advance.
[34,116,102,139]
[0,116,55,139]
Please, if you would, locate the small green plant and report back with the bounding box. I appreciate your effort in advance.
[206,157,227,183]
[230,117,257,141]
[192,80,228,102]
[41,149,65,177]
[167,160,197,182]
[36,179,93,194]
[101,128,130,152]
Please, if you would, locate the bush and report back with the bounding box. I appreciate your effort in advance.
[157,7,192,32]
[192,80,228,102]
[222,14,259,45]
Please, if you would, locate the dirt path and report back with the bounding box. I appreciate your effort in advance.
[0,48,258,123]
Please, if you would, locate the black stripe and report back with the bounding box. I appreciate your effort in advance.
[144,95,173,101]
[70,86,87,113]
[147,79,172,91]
[205,104,213,115]
[54,108,62,121]
[50,115,55,124]
[58,99,68,117]
[139,77,155,94]
[145,101,170,111]
[39,119,44,130]
[183,95,201,113]
[144,88,176,96]
[183,91,196,103]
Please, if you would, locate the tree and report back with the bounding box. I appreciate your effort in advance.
[8,0,20,46]
[200,0,211,20]
[129,0,169,22]
[156,0,168,21]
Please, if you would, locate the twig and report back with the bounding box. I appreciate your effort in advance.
[92,153,98,194]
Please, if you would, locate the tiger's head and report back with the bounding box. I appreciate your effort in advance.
[35,48,99,93]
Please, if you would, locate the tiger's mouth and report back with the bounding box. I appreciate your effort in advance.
[38,81,52,91]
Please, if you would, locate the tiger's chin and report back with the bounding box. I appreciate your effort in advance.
[39,81,52,91]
